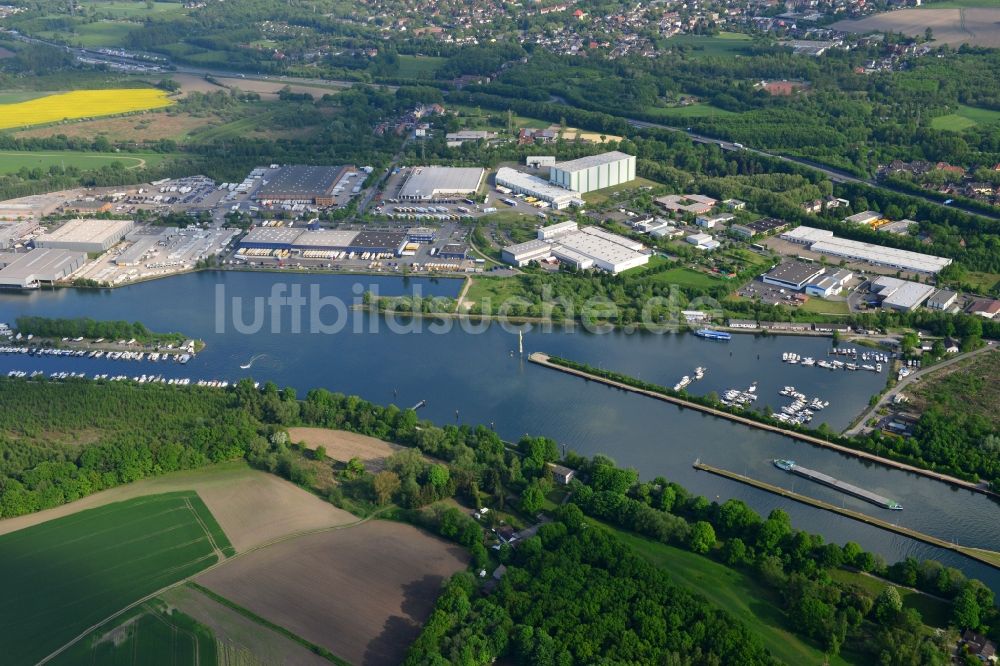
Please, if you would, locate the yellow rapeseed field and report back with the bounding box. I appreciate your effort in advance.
[0,88,173,130]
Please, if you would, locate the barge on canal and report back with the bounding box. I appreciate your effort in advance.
[773,459,902,511]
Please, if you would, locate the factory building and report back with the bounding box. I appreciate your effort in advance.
[804,269,853,297]
[762,262,826,290]
[438,243,470,260]
[686,233,720,251]
[781,226,951,274]
[397,167,485,201]
[870,276,936,312]
[254,165,352,205]
[926,289,958,311]
[291,230,359,251]
[0,220,39,249]
[494,168,582,209]
[407,227,436,243]
[34,219,134,253]
[345,231,408,254]
[502,239,552,267]
[548,151,636,194]
[239,227,303,251]
[526,156,556,168]
[114,235,161,267]
[0,248,86,288]
[500,223,648,274]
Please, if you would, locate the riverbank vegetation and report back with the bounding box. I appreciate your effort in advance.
[1,376,997,664]
[13,316,190,347]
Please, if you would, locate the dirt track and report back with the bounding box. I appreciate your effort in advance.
[196,521,469,666]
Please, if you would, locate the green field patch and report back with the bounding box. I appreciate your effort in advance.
[452,103,551,129]
[0,150,169,172]
[828,569,952,627]
[581,176,662,205]
[646,102,736,118]
[930,104,1000,131]
[962,270,1000,294]
[81,0,189,18]
[798,295,851,315]
[648,266,726,288]
[0,492,231,664]
[396,54,446,79]
[597,522,852,666]
[57,21,136,48]
[668,32,755,57]
[51,599,217,666]
[0,91,53,104]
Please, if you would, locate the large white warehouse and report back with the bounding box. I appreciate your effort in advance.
[781,226,951,274]
[34,218,134,253]
[494,168,582,209]
[549,151,636,194]
[500,222,649,274]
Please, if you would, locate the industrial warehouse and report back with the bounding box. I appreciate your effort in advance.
[781,226,952,274]
[395,167,485,201]
[253,165,357,205]
[494,167,583,209]
[548,151,636,194]
[237,227,409,256]
[501,221,649,274]
[0,248,85,288]
[33,219,135,253]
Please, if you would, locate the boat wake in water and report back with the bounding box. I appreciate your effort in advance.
[240,354,267,370]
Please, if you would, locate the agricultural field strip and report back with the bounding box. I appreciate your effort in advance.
[36,508,387,665]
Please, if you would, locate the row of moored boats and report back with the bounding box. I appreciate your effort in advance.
[0,346,191,363]
[6,369,243,388]
[782,352,882,373]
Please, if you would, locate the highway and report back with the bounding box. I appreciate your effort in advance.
[626,118,1000,222]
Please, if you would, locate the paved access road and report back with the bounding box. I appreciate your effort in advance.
[843,344,996,439]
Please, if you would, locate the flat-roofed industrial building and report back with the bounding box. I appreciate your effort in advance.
[501,223,648,273]
[291,230,359,250]
[347,231,408,254]
[254,165,351,205]
[34,218,134,253]
[871,276,936,312]
[0,248,86,288]
[781,226,951,274]
[549,151,636,194]
[397,167,485,201]
[239,227,303,251]
[761,261,826,290]
[495,168,582,209]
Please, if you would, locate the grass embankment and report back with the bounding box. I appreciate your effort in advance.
[595,520,853,665]
[0,492,231,665]
[645,102,736,118]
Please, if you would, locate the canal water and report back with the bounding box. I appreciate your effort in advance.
[2,270,998,592]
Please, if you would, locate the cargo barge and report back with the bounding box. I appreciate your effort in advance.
[773,459,902,510]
